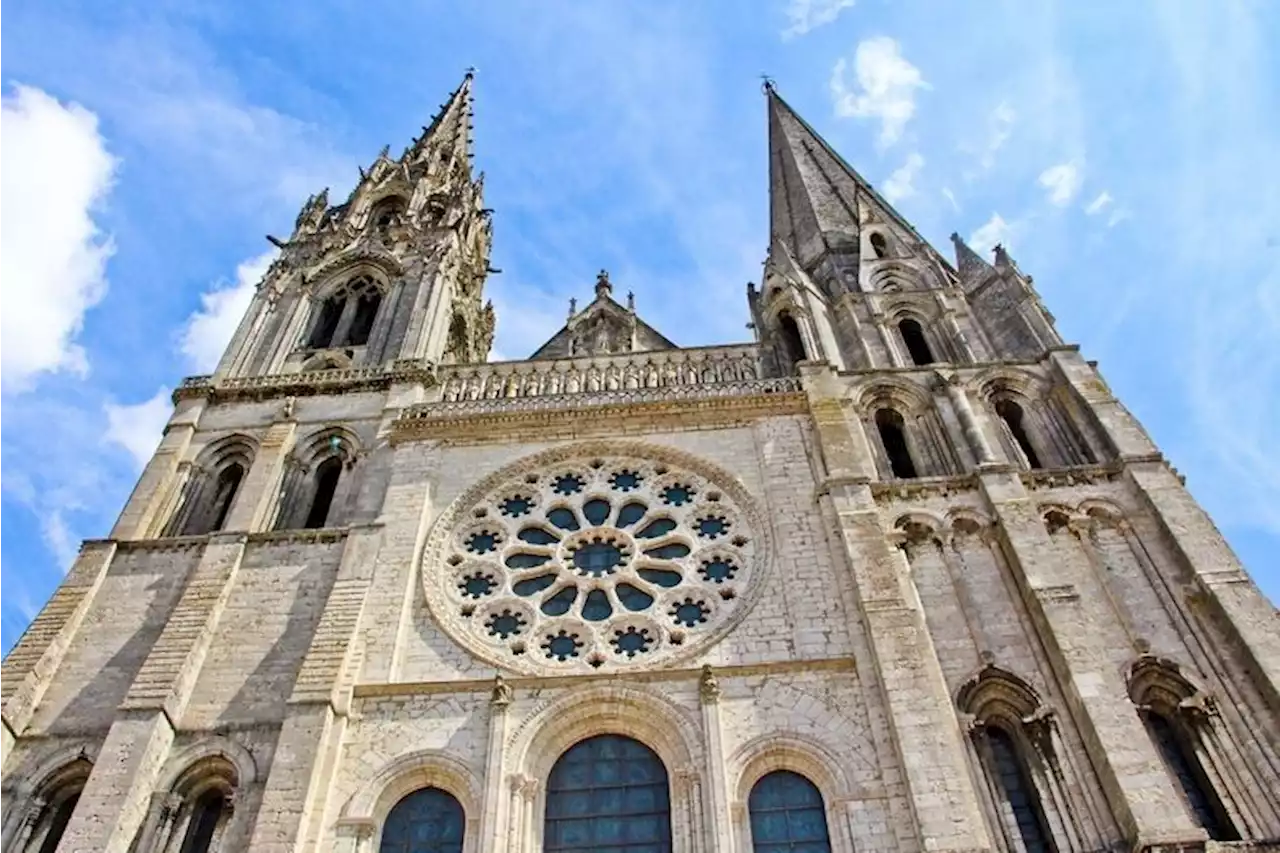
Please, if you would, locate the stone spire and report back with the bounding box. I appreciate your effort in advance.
[766,84,932,273]
[403,70,475,168]
[950,232,994,283]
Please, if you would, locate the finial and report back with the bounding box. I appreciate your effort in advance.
[465,66,477,79]
[378,143,390,159]
[760,73,776,93]
[568,297,577,317]
[595,269,612,297]
[627,291,635,311]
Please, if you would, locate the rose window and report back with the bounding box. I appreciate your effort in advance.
[422,447,766,673]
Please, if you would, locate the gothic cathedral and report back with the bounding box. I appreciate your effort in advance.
[3,73,1278,853]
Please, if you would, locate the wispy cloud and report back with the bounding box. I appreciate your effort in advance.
[781,0,856,40]
[104,387,172,470]
[980,101,1016,170]
[970,212,1014,254]
[1,85,116,391]
[1084,190,1112,215]
[941,187,961,213]
[179,250,278,373]
[882,152,924,203]
[1037,160,1083,206]
[830,37,928,148]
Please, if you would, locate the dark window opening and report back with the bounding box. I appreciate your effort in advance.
[985,727,1053,853]
[206,463,245,533]
[304,457,343,529]
[1142,711,1238,841]
[898,318,935,365]
[178,791,226,853]
[544,735,672,852]
[870,231,888,259]
[345,292,382,347]
[876,409,918,479]
[36,793,80,853]
[778,312,807,370]
[748,770,832,853]
[995,399,1042,469]
[308,296,344,349]
[380,787,465,853]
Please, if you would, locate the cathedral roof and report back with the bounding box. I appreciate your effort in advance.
[528,270,677,360]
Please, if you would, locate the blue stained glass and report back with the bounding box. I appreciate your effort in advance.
[635,518,677,539]
[985,727,1056,852]
[542,586,579,616]
[610,470,642,491]
[500,496,532,517]
[583,498,612,526]
[574,541,624,576]
[637,568,682,588]
[543,631,582,661]
[616,583,654,611]
[513,573,556,596]
[660,484,694,506]
[748,771,831,853]
[459,574,494,599]
[643,543,690,560]
[672,600,707,627]
[699,559,737,583]
[616,502,647,528]
[582,589,613,621]
[506,552,552,570]
[696,516,729,539]
[544,735,672,853]
[465,531,499,553]
[379,787,465,853]
[554,474,586,495]
[486,610,525,638]
[548,507,581,531]
[612,627,652,657]
[519,526,560,545]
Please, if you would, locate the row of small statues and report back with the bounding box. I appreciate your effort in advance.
[440,353,761,401]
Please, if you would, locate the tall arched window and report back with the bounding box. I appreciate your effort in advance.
[870,231,888,259]
[898,318,935,365]
[304,457,344,529]
[994,400,1043,469]
[307,295,345,349]
[748,770,832,853]
[178,790,228,853]
[544,735,672,852]
[347,291,382,347]
[379,787,465,853]
[981,726,1053,853]
[1141,711,1237,841]
[18,760,90,853]
[778,312,807,371]
[204,463,245,533]
[875,408,918,479]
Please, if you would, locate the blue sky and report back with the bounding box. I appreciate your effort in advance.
[2,0,1277,652]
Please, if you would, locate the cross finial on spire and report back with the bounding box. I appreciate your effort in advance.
[595,269,612,298]
[760,73,776,93]
[568,297,577,317]
[465,66,477,77]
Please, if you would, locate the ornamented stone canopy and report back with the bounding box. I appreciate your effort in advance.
[420,443,769,674]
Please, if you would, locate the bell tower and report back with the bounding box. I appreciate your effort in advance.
[212,72,495,379]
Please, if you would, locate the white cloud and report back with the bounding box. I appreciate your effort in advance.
[782,0,856,40]
[1106,208,1131,228]
[1,85,117,392]
[41,510,81,574]
[980,101,1017,169]
[178,250,277,373]
[830,37,928,147]
[969,212,1013,254]
[881,152,924,203]
[1084,190,1113,215]
[1037,160,1083,206]
[104,387,172,470]
[941,187,961,213]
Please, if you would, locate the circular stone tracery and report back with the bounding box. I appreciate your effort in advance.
[422,445,766,674]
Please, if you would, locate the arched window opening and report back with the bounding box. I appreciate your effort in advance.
[178,790,228,853]
[898,318,935,366]
[982,727,1053,853]
[29,790,82,853]
[875,409,918,479]
[205,463,244,533]
[778,312,807,371]
[1142,711,1237,841]
[304,457,343,529]
[995,399,1043,469]
[345,291,382,347]
[748,770,832,853]
[379,787,465,853]
[543,734,672,852]
[308,295,345,349]
[870,231,888,259]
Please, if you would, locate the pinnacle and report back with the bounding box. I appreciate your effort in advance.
[950,232,993,280]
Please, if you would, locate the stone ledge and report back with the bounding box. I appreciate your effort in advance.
[173,360,439,404]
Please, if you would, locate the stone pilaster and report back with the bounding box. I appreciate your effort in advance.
[479,678,512,853]
[1,541,116,753]
[977,468,1205,847]
[801,364,993,853]
[110,402,202,540]
[60,534,246,851]
[224,419,297,532]
[698,665,732,853]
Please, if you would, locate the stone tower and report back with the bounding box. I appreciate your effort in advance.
[3,77,1277,853]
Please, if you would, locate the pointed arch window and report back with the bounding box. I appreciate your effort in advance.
[204,463,245,533]
[308,295,345,349]
[304,456,344,529]
[1141,710,1237,841]
[18,761,90,853]
[870,231,888,259]
[898,318,935,366]
[777,311,807,372]
[379,787,465,853]
[748,770,832,853]
[981,726,1054,853]
[178,790,228,853]
[995,399,1043,469]
[875,409,918,479]
[543,734,672,852]
[347,291,382,347]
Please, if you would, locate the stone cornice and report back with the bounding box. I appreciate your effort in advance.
[173,359,438,405]
[391,378,806,445]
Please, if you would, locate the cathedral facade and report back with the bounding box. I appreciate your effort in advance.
[3,74,1278,853]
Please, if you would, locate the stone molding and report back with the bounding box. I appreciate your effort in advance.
[173,359,439,404]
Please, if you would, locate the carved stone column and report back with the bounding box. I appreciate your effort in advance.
[943,373,997,465]
[478,677,513,853]
[697,665,731,853]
